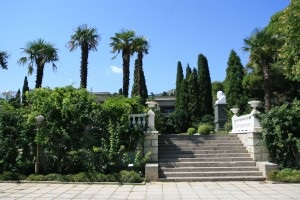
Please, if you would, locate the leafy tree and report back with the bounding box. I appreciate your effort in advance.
[261,99,300,168]
[242,28,281,111]
[0,101,34,174]
[26,86,103,173]
[22,76,29,106]
[224,50,248,113]
[131,36,149,103]
[197,54,213,118]
[18,39,58,88]
[0,51,9,69]
[67,24,100,88]
[175,61,184,108]
[110,30,136,97]
[267,0,300,81]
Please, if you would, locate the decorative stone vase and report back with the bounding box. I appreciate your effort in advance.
[248,101,261,114]
[230,108,239,116]
[146,101,157,108]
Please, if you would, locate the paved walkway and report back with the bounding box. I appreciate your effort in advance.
[0,181,299,200]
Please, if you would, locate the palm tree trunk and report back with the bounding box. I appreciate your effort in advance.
[80,45,89,89]
[35,59,44,88]
[122,49,130,97]
[263,63,271,112]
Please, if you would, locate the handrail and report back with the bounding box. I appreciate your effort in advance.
[230,101,262,133]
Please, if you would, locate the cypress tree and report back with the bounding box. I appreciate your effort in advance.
[132,59,139,97]
[22,76,29,106]
[198,54,213,119]
[186,64,192,79]
[187,68,200,123]
[131,58,148,104]
[175,61,184,108]
[224,50,248,113]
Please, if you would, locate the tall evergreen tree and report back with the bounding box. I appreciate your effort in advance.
[22,76,29,106]
[197,54,213,118]
[186,64,192,79]
[224,50,248,113]
[175,61,183,108]
[178,79,189,110]
[131,36,149,103]
[187,68,200,123]
[131,58,148,104]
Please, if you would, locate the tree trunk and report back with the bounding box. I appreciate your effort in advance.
[122,49,130,97]
[80,45,89,89]
[35,59,45,88]
[263,63,271,112]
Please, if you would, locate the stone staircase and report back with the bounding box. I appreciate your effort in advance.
[158,134,266,181]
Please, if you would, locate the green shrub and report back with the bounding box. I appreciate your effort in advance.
[268,169,300,183]
[0,171,22,181]
[26,174,47,181]
[198,124,214,135]
[118,170,143,183]
[261,99,300,168]
[187,127,197,135]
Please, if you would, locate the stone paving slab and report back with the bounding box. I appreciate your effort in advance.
[0,181,299,200]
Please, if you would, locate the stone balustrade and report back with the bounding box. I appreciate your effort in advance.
[230,101,277,176]
[129,114,147,130]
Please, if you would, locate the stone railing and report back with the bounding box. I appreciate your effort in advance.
[129,114,148,130]
[230,101,267,161]
[230,101,278,175]
[230,101,262,134]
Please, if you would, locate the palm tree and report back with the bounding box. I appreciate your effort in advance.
[242,28,280,111]
[0,51,9,69]
[131,36,149,102]
[67,24,100,89]
[18,39,58,88]
[110,29,136,97]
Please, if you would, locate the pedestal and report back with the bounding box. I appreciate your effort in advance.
[214,103,227,131]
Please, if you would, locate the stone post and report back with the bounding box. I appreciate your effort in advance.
[144,101,159,181]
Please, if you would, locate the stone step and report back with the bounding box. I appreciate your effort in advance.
[159,153,251,158]
[159,149,249,154]
[159,157,254,162]
[159,161,257,168]
[157,134,265,181]
[159,143,244,147]
[158,176,266,182]
[159,171,263,178]
[159,134,238,139]
[160,166,260,172]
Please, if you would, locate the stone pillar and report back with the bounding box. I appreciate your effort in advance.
[144,131,159,162]
[236,132,269,161]
[214,103,227,131]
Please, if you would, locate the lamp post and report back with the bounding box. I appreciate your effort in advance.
[35,115,45,174]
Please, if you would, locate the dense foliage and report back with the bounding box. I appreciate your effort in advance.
[261,99,300,169]
[198,54,213,118]
[224,50,248,114]
[0,86,148,176]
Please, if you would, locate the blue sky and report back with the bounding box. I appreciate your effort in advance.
[1,0,290,95]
